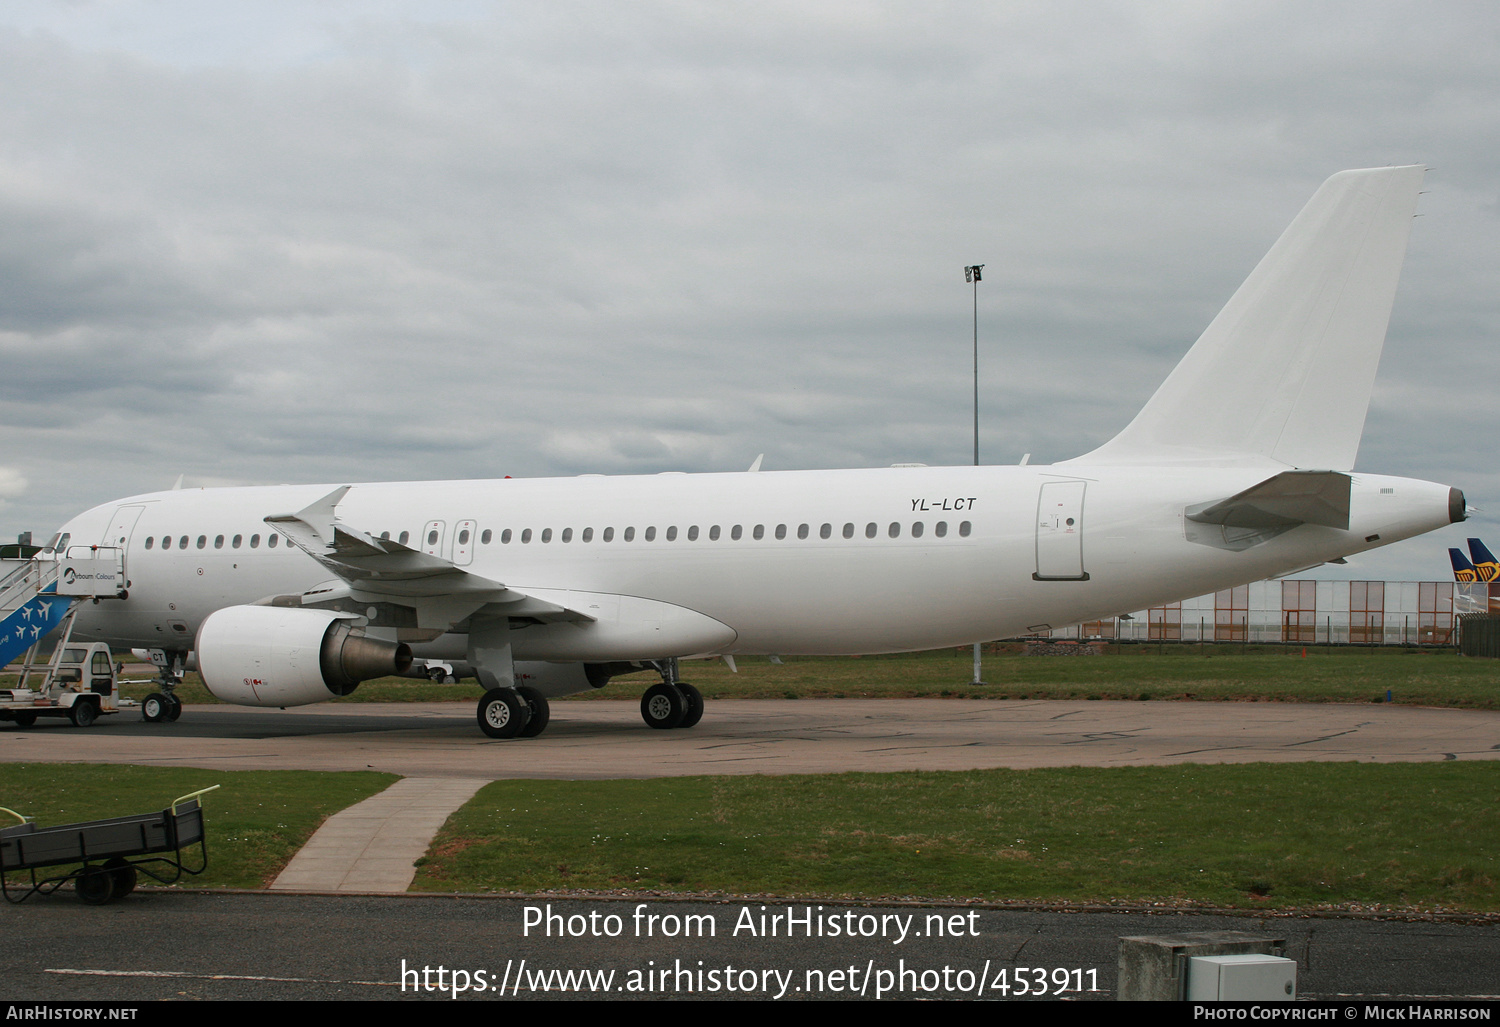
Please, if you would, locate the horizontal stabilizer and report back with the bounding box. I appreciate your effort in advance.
[1073,166,1425,469]
[1187,470,1351,530]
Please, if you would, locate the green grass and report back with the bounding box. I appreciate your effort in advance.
[0,764,397,889]
[87,645,1500,710]
[411,762,1500,912]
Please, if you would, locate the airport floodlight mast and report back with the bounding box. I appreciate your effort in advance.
[965,263,986,687]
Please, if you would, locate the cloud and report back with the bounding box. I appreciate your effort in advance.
[0,2,1493,585]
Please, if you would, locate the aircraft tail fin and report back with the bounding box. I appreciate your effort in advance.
[1071,166,1425,469]
[1467,538,1499,582]
[1451,548,1479,582]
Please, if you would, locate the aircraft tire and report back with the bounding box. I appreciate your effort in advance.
[676,682,704,729]
[11,712,36,728]
[69,700,98,728]
[75,866,116,905]
[142,694,168,723]
[477,688,530,739]
[104,858,137,898]
[166,696,182,722]
[640,683,686,729]
[517,687,550,738]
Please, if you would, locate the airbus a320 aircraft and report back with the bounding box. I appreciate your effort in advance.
[50,166,1464,739]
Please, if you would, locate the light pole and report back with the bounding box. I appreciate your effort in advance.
[964,264,986,686]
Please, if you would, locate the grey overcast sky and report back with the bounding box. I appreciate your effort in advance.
[0,1,1495,583]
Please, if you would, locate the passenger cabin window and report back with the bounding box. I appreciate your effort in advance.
[709,525,720,541]
[624,527,635,541]
[645,527,657,542]
[582,527,593,542]
[427,530,439,546]
[250,534,261,548]
[144,537,154,550]
[665,526,677,541]
[458,529,470,544]
[398,531,409,545]
[865,523,877,539]
[214,535,224,549]
[911,522,924,538]
[521,529,533,543]
[959,521,972,537]
[934,522,947,537]
[178,535,189,549]
[819,523,831,539]
[268,534,279,548]
[196,535,206,549]
[843,523,854,539]
[753,525,764,540]
[796,523,808,540]
[603,527,614,542]
[888,522,900,538]
[232,535,243,548]
[541,528,553,543]
[687,526,698,541]
[481,529,492,544]
[732,525,743,540]
[501,529,512,543]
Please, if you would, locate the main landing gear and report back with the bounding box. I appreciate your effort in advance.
[639,659,703,730]
[476,685,549,740]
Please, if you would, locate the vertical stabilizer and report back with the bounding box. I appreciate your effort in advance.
[1071,166,1425,469]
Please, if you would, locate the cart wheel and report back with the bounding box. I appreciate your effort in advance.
[69,701,98,728]
[11,712,36,728]
[76,866,116,905]
[104,858,137,898]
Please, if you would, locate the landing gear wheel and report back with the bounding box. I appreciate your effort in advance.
[676,682,704,729]
[104,858,137,898]
[476,688,530,739]
[517,686,550,738]
[69,701,97,728]
[76,866,116,905]
[143,693,169,723]
[640,683,686,729]
[11,712,36,728]
[166,696,182,722]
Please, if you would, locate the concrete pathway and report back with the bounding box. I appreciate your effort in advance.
[269,777,485,893]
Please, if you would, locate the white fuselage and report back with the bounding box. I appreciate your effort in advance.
[58,463,1456,662]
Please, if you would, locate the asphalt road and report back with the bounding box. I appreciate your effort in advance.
[3,698,1498,777]
[4,893,1498,1002]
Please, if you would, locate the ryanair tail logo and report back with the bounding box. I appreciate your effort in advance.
[1451,549,1479,582]
[1467,539,1500,583]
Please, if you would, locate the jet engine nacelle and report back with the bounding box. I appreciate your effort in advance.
[196,605,413,707]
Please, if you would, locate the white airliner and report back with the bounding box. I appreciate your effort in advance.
[52,166,1463,739]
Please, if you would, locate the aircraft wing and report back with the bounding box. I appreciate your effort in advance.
[265,487,594,623]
